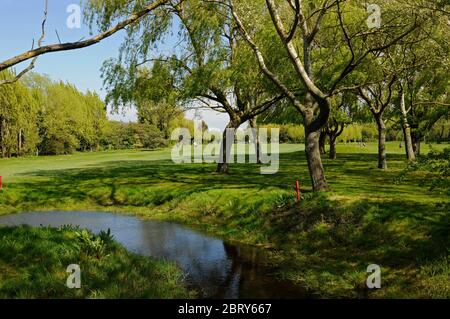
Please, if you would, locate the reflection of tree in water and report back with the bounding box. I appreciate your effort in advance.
[220,243,309,299]
[137,222,233,297]
[220,243,266,298]
[141,233,310,299]
[213,243,241,298]
[122,220,308,298]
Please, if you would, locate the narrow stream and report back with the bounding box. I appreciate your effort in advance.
[0,211,309,299]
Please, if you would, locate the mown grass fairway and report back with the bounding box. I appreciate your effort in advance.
[0,142,449,298]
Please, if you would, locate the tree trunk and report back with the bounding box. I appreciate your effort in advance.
[329,137,337,160]
[376,116,387,169]
[17,128,22,157]
[249,117,261,164]
[304,109,330,191]
[399,89,415,162]
[319,130,327,155]
[402,126,415,161]
[0,116,5,158]
[437,125,445,144]
[216,122,237,174]
[411,132,421,156]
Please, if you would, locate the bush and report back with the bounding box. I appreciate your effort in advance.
[361,123,378,142]
[101,121,167,150]
[39,133,79,155]
[397,147,450,194]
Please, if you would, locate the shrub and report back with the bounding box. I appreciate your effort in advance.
[397,147,450,194]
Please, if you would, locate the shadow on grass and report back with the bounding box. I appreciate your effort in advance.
[1,149,440,220]
[266,194,449,297]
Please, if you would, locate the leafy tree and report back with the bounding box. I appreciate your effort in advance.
[0,71,40,157]
[103,60,184,139]
[24,75,108,155]
[101,121,167,150]
[229,0,422,190]
[398,148,450,195]
[89,0,285,174]
[357,73,398,169]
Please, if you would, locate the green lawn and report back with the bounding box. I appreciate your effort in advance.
[0,142,449,298]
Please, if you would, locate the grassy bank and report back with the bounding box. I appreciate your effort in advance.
[0,225,191,298]
[0,142,449,298]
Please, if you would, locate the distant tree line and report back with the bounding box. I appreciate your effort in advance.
[260,122,450,145]
[0,71,185,158]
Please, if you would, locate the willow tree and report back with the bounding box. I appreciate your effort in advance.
[228,0,421,190]
[326,107,353,160]
[405,66,450,156]
[92,0,286,174]
[397,19,450,157]
[357,74,398,169]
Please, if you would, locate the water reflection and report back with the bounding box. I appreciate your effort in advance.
[0,211,308,299]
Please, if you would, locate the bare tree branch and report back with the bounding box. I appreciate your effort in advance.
[0,0,170,74]
[0,0,48,85]
[228,0,306,114]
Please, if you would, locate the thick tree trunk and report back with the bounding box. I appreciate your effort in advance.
[402,126,415,161]
[216,122,237,174]
[319,130,327,155]
[376,116,387,169]
[304,109,330,191]
[399,89,415,162]
[249,117,262,164]
[325,121,344,160]
[411,132,421,156]
[329,138,337,160]
[305,128,329,191]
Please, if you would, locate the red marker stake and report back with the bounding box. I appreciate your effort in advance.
[296,180,301,202]
[0,176,3,191]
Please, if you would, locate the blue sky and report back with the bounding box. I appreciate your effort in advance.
[0,0,229,129]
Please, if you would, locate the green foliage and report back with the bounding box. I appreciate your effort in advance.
[260,124,305,143]
[341,124,363,142]
[429,119,450,143]
[0,71,41,157]
[36,81,108,155]
[398,147,450,194]
[0,73,109,157]
[340,123,399,143]
[1,72,176,157]
[102,121,167,150]
[74,229,109,258]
